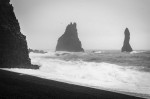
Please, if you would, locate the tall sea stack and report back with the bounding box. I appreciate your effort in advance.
[121,28,133,52]
[0,0,38,69]
[56,22,84,52]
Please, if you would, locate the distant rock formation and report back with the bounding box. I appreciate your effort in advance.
[29,48,47,54]
[121,28,133,52]
[0,0,39,69]
[56,22,84,52]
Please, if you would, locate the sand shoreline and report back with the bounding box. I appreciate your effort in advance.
[0,69,146,99]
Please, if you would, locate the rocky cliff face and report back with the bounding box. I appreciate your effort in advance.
[0,0,38,69]
[56,22,84,52]
[121,28,133,52]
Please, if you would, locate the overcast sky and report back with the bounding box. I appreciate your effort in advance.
[11,0,150,50]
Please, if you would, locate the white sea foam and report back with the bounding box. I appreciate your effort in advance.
[130,50,146,54]
[93,51,102,54]
[2,52,150,96]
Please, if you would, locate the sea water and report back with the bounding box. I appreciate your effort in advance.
[3,50,150,97]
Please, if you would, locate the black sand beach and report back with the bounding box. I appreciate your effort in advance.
[0,69,145,99]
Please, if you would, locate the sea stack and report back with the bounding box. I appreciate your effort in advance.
[0,0,38,69]
[121,28,133,52]
[56,22,84,52]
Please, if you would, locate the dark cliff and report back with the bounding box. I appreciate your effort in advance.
[56,22,84,52]
[0,0,38,69]
[121,28,133,52]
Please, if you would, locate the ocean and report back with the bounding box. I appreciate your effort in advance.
[3,50,150,98]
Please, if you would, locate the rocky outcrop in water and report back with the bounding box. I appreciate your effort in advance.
[56,22,84,52]
[29,48,47,54]
[121,28,133,52]
[0,0,39,69]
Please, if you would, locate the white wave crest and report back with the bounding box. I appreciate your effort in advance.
[130,51,146,54]
[93,51,102,54]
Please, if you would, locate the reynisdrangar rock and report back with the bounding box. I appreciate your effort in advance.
[121,28,133,52]
[56,22,84,52]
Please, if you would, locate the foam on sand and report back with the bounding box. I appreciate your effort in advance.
[2,52,150,97]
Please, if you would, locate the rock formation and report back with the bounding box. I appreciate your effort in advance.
[0,0,39,69]
[121,28,133,52]
[29,48,47,54]
[56,22,84,52]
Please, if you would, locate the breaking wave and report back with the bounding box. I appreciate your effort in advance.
[2,51,150,97]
